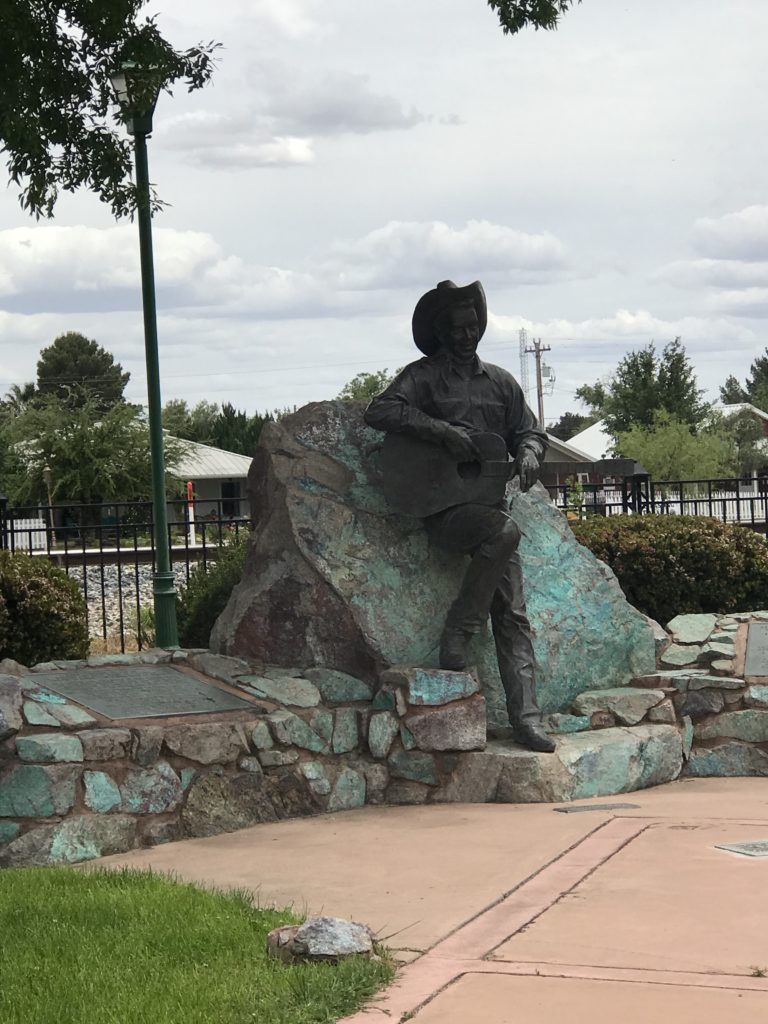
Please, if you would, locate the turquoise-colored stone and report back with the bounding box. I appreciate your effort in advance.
[0,765,77,817]
[371,689,396,711]
[268,711,328,752]
[660,644,705,668]
[683,741,768,777]
[746,685,768,709]
[547,714,591,734]
[238,675,320,708]
[16,734,83,763]
[180,768,197,792]
[667,613,717,644]
[388,750,438,785]
[400,725,417,750]
[300,761,326,781]
[251,721,274,750]
[0,821,20,843]
[382,667,479,707]
[49,704,96,727]
[304,668,373,703]
[48,816,136,864]
[84,771,121,813]
[368,712,399,759]
[28,689,67,705]
[695,710,768,743]
[119,762,182,813]
[332,708,358,753]
[310,710,334,744]
[23,702,60,727]
[682,716,694,760]
[328,768,366,811]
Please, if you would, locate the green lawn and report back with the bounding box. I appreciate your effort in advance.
[0,867,394,1024]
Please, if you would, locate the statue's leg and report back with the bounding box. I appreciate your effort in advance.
[490,556,554,752]
[489,554,539,722]
[425,504,519,666]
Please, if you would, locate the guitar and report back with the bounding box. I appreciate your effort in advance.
[381,431,514,517]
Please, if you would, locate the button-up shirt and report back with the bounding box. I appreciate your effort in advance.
[364,352,548,462]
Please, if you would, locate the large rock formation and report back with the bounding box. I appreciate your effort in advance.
[211,401,655,728]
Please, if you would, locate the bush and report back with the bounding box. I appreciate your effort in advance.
[177,533,249,648]
[0,551,88,664]
[571,515,768,625]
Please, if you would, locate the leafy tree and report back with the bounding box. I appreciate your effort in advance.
[338,369,398,402]
[1,1,218,218]
[0,382,37,424]
[36,332,130,412]
[211,403,271,457]
[547,411,595,441]
[577,339,706,435]
[2,390,183,510]
[488,0,581,34]
[719,374,748,405]
[615,412,733,481]
[163,399,220,445]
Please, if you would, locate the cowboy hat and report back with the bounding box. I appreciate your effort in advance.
[411,280,488,356]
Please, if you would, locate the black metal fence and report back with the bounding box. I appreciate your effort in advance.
[548,476,768,534]
[0,497,251,652]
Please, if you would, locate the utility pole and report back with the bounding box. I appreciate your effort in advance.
[525,337,551,429]
[518,328,532,407]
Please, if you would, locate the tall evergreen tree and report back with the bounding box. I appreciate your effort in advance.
[36,333,129,413]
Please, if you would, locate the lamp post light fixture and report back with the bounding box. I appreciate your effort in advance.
[110,62,179,648]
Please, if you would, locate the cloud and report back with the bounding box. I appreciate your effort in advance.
[654,206,768,316]
[160,62,427,170]
[323,220,571,290]
[0,226,323,317]
[692,205,768,261]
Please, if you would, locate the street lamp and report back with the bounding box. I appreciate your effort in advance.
[42,465,55,544]
[110,62,179,648]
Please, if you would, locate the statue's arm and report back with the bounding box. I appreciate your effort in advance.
[364,369,450,446]
[502,374,548,490]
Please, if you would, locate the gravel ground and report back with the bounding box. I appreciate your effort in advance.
[64,563,198,640]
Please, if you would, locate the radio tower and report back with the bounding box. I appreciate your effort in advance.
[519,328,532,406]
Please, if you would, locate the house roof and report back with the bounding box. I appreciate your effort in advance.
[545,433,595,462]
[711,402,768,422]
[566,420,614,460]
[168,435,253,480]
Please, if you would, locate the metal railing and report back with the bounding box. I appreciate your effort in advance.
[548,477,768,533]
[0,497,251,652]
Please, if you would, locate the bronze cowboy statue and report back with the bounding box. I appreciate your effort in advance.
[364,280,555,753]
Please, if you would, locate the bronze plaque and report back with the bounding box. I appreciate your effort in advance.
[716,840,768,858]
[35,666,256,720]
[745,623,768,677]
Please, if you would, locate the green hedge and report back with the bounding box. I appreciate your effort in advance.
[570,514,768,625]
[0,551,88,664]
[177,533,249,648]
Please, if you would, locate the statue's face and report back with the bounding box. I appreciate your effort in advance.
[438,306,480,364]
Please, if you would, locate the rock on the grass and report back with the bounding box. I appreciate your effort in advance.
[267,917,375,963]
[210,400,656,729]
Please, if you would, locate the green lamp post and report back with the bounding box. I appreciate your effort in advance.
[111,63,179,648]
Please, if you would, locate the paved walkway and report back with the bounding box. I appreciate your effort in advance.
[98,777,768,1023]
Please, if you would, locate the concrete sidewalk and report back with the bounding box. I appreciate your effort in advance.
[98,777,768,1022]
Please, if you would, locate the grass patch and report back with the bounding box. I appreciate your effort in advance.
[0,867,394,1024]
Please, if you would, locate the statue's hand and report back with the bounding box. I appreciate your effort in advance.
[514,449,540,492]
[442,425,481,462]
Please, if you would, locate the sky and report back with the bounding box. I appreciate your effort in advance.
[1,0,767,424]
